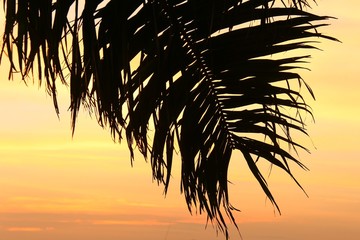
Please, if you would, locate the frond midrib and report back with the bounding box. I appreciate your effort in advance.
[158,1,236,154]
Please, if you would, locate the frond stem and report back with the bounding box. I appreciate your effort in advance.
[155,0,235,149]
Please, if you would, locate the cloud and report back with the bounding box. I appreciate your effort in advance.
[116,198,159,208]
[6,227,54,232]
[91,220,172,226]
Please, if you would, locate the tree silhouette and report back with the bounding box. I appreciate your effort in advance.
[0,0,336,238]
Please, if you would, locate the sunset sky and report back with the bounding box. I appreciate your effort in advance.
[0,1,359,239]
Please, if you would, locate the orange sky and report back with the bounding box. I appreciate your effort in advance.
[0,1,359,239]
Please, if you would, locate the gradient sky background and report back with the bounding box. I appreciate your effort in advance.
[0,1,359,239]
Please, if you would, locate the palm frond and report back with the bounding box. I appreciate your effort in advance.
[1,0,337,238]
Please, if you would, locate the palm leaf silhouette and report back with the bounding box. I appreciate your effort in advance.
[1,0,336,237]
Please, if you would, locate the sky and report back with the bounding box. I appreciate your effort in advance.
[0,1,359,239]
